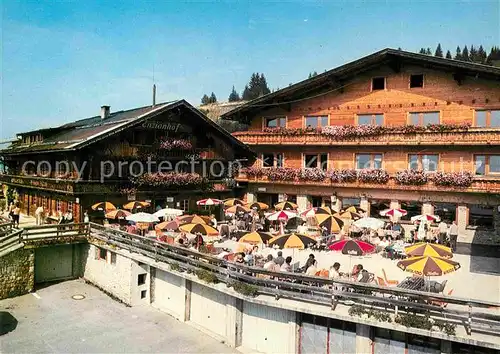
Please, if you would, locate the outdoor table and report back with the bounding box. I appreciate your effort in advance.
[397,276,425,291]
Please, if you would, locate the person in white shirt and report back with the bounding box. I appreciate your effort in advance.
[438,221,448,244]
[210,214,217,229]
[35,205,44,225]
[280,256,292,272]
[305,262,318,276]
[83,211,90,223]
[330,262,341,279]
[263,254,279,271]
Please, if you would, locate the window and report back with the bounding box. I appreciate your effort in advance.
[304,115,328,128]
[358,114,384,126]
[475,155,500,175]
[181,200,189,211]
[96,247,107,261]
[408,154,439,172]
[56,200,62,212]
[356,153,383,169]
[140,290,147,299]
[409,112,440,126]
[372,77,385,90]
[68,201,73,214]
[475,110,500,128]
[138,274,146,286]
[410,74,424,88]
[303,153,328,171]
[110,252,116,265]
[262,153,284,168]
[264,116,286,128]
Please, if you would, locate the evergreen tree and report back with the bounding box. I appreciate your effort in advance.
[241,73,271,100]
[445,50,452,59]
[242,85,251,100]
[398,47,402,50]
[259,73,271,96]
[462,46,470,61]
[469,45,478,63]
[477,45,487,64]
[486,46,500,67]
[201,94,210,105]
[434,43,443,57]
[425,48,432,55]
[228,86,240,102]
[454,46,462,60]
[419,48,426,54]
[209,92,217,104]
[308,71,318,79]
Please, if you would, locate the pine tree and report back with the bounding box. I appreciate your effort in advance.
[469,45,478,63]
[419,48,426,54]
[455,46,462,60]
[462,46,470,61]
[241,73,271,100]
[308,71,318,79]
[398,47,402,50]
[425,48,432,55]
[259,73,271,96]
[477,45,487,64]
[434,43,443,57]
[445,50,452,59]
[486,46,500,67]
[209,92,217,104]
[242,85,251,100]
[228,86,240,102]
[201,94,210,105]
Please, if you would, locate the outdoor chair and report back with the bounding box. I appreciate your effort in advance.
[382,268,399,286]
[430,289,454,308]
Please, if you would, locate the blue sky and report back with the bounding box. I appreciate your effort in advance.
[1,0,499,139]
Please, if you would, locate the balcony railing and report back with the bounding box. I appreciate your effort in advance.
[233,128,500,146]
[236,173,500,194]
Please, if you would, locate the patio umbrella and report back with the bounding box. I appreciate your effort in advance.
[123,201,150,210]
[300,207,318,218]
[404,243,453,259]
[411,214,440,222]
[177,214,209,225]
[343,206,366,214]
[329,239,376,256]
[223,198,245,207]
[316,213,344,233]
[153,208,183,218]
[126,212,159,223]
[315,206,335,215]
[105,209,131,220]
[155,220,180,231]
[268,233,317,249]
[225,205,252,215]
[335,210,362,220]
[274,201,298,210]
[196,198,223,206]
[266,210,297,221]
[238,231,273,245]
[91,202,116,211]
[380,208,408,218]
[179,223,219,236]
[245,202,269,211]
[397,256,460,276]
[353,217,385,230]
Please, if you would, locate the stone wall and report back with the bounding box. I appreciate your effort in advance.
[0,248,34,299]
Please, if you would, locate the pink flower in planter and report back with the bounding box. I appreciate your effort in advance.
[297,168,326,182]
[328,169,357,183]
[357,169,389,184]
[159,138,193,151]
[131,172,203,188]
[395,170,428,185]
[265,168,298,181]
[431,171,473,187]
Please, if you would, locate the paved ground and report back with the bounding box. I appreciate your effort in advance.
[0,279,236,353]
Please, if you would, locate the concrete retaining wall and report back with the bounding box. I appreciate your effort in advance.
[0,248,34,299]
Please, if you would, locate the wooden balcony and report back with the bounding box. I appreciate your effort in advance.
[236,173,500,194]
[233,128,500,146]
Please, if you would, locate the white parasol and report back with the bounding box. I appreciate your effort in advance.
[126,212,160,223]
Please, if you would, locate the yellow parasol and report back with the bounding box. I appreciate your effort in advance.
[245,202,269,211]
[179,223,219,236]
[91,202,116,211]
[268,233,317,249]
[105,209,131,219]
[223,198,245,207]
[123,201,150,210]
[404,243,453,259]
[177,214,209,225]
[397,256,461,276]
[226,205,252,214]
[238,231,273,245]
[274,201,298,210]
[316,213,344,233]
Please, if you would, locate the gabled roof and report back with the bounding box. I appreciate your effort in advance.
[2,100,254,157]
[222,48,500,119]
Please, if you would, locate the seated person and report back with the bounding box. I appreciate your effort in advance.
[358,269,371,283]
[280,256,293,272]
[329,262,341,279]
[351,264,363,281]
[300,254,316,273]
[234,252,245,264]
[305,260,318,276]
[263,254,278,271]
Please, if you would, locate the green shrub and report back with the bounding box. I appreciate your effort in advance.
[433,319,456,336]
[231,281,258,297]
[170,262,180,271]
[395,313,433,330]
[195,269,219,284]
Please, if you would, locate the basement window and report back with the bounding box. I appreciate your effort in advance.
[97,248,107,261]
[141,290,147,299]
[138,274,147,286]
[410,74,424,88]
[371,77,385,91]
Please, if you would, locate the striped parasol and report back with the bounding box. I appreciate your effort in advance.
[177,214,209,225]
[397,256,461,276]
[316,206,335,215]
[155,220,180,231]
[300,207,318,218]
[274,201,298,210]
[105,209,131,219]
[343,205,366,214]
[123,201,150,210]
[329,239,376,256]
[411,214,440,222]
[316,213,344,233]
[179,223,219,236]
[335,210,362,220]
[268,233,317,249]
[245,202,269,211]
[266,210,297,221]
[196,198,223,206]
[223,198,245,207]
[404,243,453,259]
[380,208,408,218]
[238,231,273,245]
[91,202,116,211]
[225,205,252,215]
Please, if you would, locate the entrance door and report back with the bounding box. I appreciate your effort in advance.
[35,245,75,283]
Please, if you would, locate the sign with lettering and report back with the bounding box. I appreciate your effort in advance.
[141,120,192,133]
[5,176,74,193]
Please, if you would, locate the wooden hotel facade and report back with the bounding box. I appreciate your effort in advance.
[223,49,500,233]
[0,100,254,222]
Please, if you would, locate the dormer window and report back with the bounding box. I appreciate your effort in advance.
[371,77,385,91]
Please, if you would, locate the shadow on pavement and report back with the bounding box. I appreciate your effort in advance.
[0,312,18,335]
